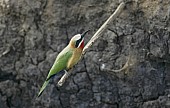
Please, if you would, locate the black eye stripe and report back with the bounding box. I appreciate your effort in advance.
[75,37,83,48]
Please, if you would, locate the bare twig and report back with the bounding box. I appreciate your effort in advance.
[57,2,126,87]
[83,2,125,54]
[107,54,135,74]
[0,46,11,58]
[57,69,72,86]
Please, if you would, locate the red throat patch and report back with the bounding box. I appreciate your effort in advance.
[79,41,84,49]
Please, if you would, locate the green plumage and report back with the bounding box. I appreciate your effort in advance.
[38,46,73,97]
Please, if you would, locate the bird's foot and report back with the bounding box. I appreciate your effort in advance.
[64,70,68,74]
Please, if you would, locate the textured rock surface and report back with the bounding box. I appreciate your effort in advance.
[0,0,170,108]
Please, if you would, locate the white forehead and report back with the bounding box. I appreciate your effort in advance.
[72,34,81,41]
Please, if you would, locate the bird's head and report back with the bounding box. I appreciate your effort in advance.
[69,30,89,49]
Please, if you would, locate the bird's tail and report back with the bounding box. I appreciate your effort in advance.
[37,80,50,97]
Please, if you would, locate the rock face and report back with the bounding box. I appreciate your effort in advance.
[0,0,170,108]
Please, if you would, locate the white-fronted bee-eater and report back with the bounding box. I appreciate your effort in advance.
[37,30,89,97]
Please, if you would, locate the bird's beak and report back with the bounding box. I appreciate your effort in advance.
[81,30,90,38]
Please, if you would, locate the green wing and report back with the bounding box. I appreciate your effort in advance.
[46,47,73,80]
[38,46,73,97]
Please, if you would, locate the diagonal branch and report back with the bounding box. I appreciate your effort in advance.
[57,2,126,87]
[83,2,125,54]
[57,69,72,86]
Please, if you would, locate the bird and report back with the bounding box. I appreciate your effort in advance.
[37,30,89,97]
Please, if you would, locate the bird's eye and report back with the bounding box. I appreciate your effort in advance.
[75,39,81,48]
